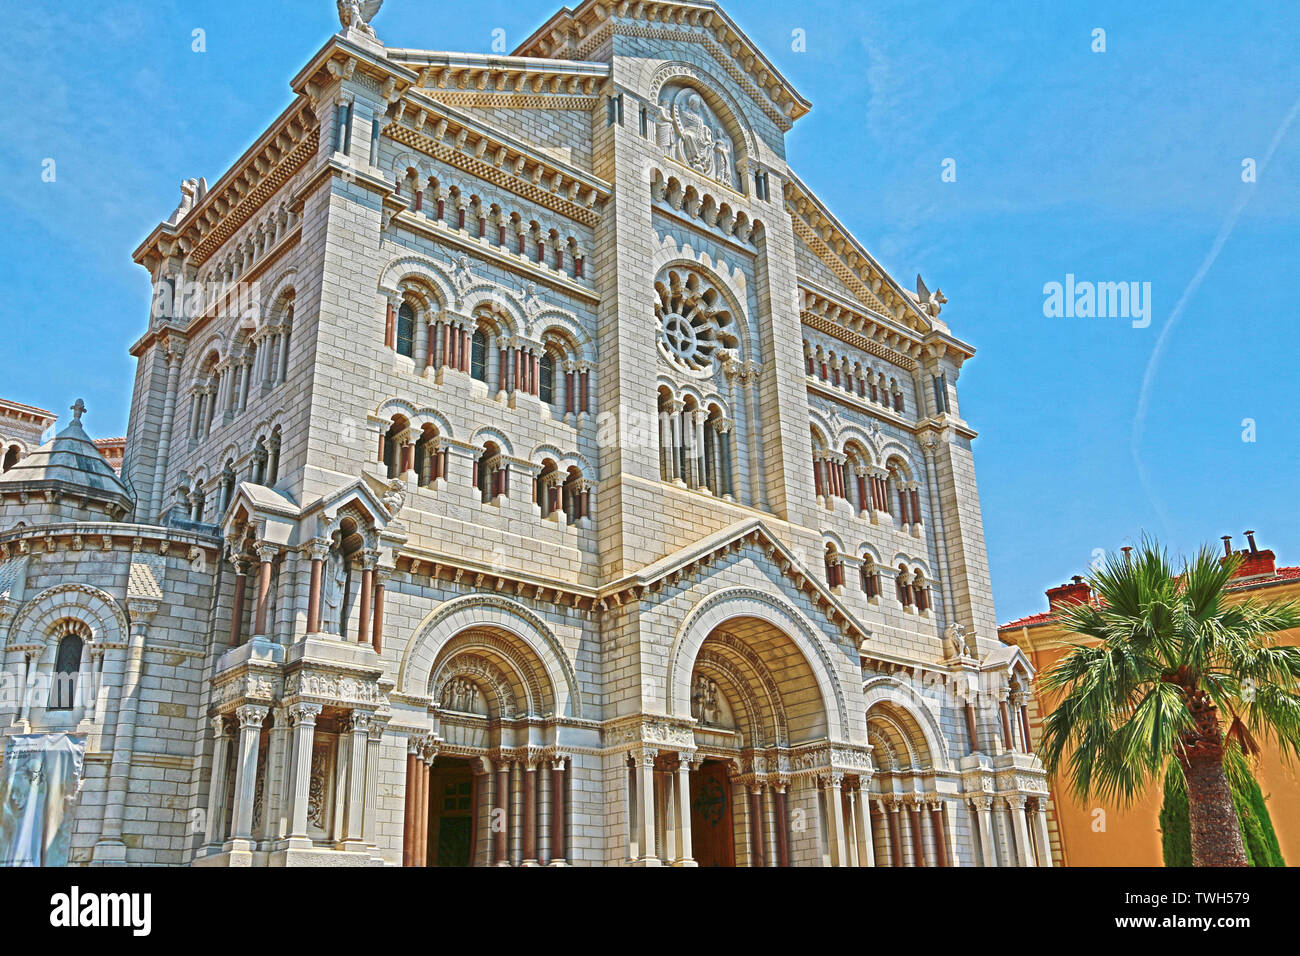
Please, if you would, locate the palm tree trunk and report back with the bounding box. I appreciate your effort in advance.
[1181,690,1248,867]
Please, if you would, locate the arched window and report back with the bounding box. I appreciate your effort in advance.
[396,303,416,359]
[471,329,488,383]
[860,557,881,598]
[539,352,555,405]
[824,545,844,589]
[50,632,83,710]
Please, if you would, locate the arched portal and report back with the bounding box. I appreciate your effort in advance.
[650,610,838,868]
[400,608,575,868]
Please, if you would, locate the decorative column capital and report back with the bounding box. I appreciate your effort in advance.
[210,715,231,739]
[255,542,279,564]
[308,538,332,561]
[235,704,269,729]
[288,702,322,727]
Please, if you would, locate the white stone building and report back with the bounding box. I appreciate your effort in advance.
[0,1,1050,867]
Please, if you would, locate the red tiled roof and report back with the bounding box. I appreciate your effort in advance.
[93,437,126,446]
[0,397,57,419]
[998,567,1300,632]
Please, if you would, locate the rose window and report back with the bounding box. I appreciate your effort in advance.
[654,268,738,373]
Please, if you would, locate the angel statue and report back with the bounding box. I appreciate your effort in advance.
[915,274,948,319]
[337,0,383,38]
[942,622,972,661]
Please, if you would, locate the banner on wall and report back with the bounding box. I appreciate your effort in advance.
[0,734,86,867]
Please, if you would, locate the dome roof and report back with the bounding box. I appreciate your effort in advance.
[0,399,132,513]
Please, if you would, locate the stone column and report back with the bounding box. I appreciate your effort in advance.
[356,552,376,647]
[672,755,695,866]
[261,705,291,845]
[227,555,248,646]
[634,749,659,865]
[773,782,790,867]
[909,800,928,866]
[887,801,905,867]
[285,702,322,844]
[418,742,435,867]
[252,544,277,638]
[229,704,268,844]
[305,539,328,634]
[342,713,370,849]
[94,599,156,862]
[494,758,510,866]
[1032,801,1054,867]
[523,759,539,866]
[203,716,233,848]
[970,796,996,867]
[403,742,418,866]
[1008,795,1033,867]
[748,784,766,868]
[999,698,1016,752]
[371,568,387,655]
[842,787,859,867]
[823,774,847,866]
[930,801,950,867]
[853,783,875,866]
[870,799,890,866]
[550,757,567,866]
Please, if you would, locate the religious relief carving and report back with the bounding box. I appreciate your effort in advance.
[657,85,736,188]
[440,677,481,714]
[690,673,721,726]
[307,743,330,830]
[285,670,386,708]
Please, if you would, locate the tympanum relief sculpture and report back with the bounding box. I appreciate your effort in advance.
[657,84,736,189]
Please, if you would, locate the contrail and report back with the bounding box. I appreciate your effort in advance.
[1131,93,1300,532]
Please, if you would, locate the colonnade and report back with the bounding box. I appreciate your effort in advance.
[402,746,570,867]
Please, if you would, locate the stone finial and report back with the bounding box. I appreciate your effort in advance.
[71,399,86,422]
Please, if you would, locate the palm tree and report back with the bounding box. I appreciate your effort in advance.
[1038,538,1300,866]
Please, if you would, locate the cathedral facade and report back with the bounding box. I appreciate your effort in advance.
[0,1,1050,867]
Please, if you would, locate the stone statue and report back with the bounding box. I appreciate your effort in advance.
[321,541,347,633]
[167,178,207,226]
[915,274,948,319]
[337,0,383,38]
[943,622,972,660]
[382,478,406,516]
[691,674,721,726]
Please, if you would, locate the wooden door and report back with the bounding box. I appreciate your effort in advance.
[690,761,735,867]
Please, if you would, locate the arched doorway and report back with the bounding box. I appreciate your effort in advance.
[403,619,570,868]
[669,614,836,867]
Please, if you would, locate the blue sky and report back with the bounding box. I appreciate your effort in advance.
[1,0,1297,623]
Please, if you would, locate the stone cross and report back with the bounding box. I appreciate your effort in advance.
[71,398,86,421]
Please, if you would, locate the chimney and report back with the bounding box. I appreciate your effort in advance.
[1231,530,1276,579]
[1047,575,1092,611]
[1222,535,1233,557]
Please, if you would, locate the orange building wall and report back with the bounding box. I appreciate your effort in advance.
[1003,567,1300,867]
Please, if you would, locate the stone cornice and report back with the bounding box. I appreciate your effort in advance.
[386,89,610,225]
[512,1,811,129]
[785,171,938,334]
[388,50,609,108]
[133,102,319,272]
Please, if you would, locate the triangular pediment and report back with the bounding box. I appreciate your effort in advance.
[601,518,872,647]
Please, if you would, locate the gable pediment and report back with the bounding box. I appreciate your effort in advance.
[600,519,872,648]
